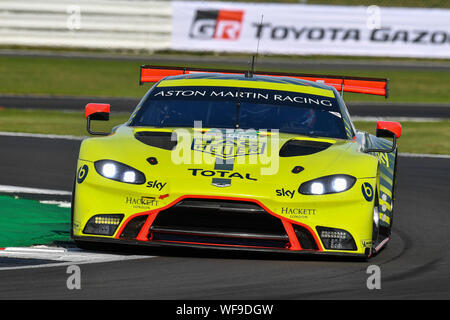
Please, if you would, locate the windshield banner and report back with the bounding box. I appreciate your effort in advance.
[150,86,341,112]
[172,1,450,59]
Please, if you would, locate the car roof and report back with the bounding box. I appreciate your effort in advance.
[159,72,338,93]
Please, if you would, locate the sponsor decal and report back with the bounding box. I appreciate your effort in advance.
[72,220,81,233]
[252,22,450,46]
[362,239,373,249]
[125,196,159,209]
[275,188,295,199]
[188,168,257,181]
[189,9,244,40]
[146,180,167,191]
[173,3,450,59]
[172,123,280,176]
[361,182,374,202]
[192,136,266,160]
[369,28,449,45]
[281,207,316,219]
[76,165,89,184]
[375,152,390,168]
[211,178,231,188]
[153,89,335,107]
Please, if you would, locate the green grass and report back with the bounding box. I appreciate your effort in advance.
[1,55,450,103]
[0,56,148,98]
[354,120,450,154]
[0,55,448,155]
[0,108,448,155]
[0,108,129,136]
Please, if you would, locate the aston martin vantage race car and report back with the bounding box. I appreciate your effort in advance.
[71,66,401,258]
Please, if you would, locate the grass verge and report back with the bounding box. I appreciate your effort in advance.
[0,108,129,136]
[1,55,450,103]
[0,108,448,155]
[0,195,70,247]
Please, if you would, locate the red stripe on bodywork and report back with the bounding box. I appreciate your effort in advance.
[115,195,323,252]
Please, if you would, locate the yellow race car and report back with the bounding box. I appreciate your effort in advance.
[71,66,401,259]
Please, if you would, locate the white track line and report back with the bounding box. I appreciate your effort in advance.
[39,200,71,208]
[352,116,446,122]
[399,153,450,159]
[0,131,84,140]
[0,246,155,271]
[0,185,71,195]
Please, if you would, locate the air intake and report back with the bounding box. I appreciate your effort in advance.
[279,139,333,157]
[149,199,290,249]
[134,131,177,150]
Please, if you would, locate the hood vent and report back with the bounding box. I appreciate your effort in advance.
[134,131,177,150]
[279,139,333,157]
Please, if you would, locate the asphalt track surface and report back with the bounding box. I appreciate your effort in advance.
[0,134,449,300]
[1,49,450,119]
[3,49,450,71]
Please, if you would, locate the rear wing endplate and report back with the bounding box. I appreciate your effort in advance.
[140,65,389,98]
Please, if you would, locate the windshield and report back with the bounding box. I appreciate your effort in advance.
[129,84,348,139]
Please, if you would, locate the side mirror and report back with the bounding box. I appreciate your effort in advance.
[376,121,401,139]
[85,103,110,136]
[364,121,401,153]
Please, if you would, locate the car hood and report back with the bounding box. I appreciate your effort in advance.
[79,125,377,187]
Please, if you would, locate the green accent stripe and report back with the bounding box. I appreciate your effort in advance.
[380,176,392,190]
[380,162,394,178]
[380,166,393,181]
[380,185,392,199]
[380,171,393,185]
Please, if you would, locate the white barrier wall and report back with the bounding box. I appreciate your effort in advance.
[0,0,449,58]
[172,1,450,59]
[0,0,172,51]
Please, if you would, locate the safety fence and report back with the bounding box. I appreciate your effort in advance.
[0,0,172,51]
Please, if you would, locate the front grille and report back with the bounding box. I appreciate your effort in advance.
[293,224,319,250]
[119,215,148,239]
[149,199,290,248]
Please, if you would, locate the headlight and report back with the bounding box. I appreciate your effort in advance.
[316,226,357,250]
[83,214,124,236]
[94,160,146,184]
[298,174,356,195]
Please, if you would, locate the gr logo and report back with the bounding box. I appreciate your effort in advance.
[189,9,244,40]
[77,164,89,184]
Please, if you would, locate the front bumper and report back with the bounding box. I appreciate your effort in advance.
[73,159,377,258]
[73,193,374,258]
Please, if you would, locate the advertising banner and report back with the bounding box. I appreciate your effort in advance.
[172,1,450,58]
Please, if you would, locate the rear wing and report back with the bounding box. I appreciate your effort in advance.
[140,65,389,98]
